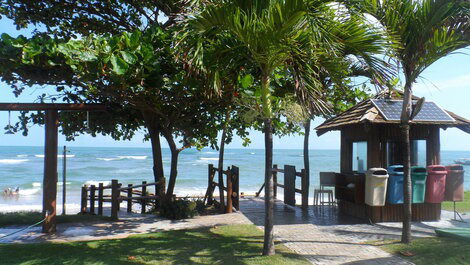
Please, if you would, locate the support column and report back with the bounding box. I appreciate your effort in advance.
[42,110,58,233]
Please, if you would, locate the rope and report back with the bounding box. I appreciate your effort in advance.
[0,214,48,240]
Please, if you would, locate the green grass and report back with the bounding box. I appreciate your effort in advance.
[442,191,470,213]
[0,224,310,265]
[0,211,111,227]
[379,237,470,265]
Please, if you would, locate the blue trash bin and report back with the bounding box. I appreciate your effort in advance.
[387,165,404,204]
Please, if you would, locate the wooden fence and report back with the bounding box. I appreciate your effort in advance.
[204,164,239,213]
[81,180,159,220]
[256,164,309,209]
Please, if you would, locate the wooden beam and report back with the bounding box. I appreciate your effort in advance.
[42,110,58,233]
[0,103,106,111]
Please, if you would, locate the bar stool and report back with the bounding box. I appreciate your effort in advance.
[314,172,336,206]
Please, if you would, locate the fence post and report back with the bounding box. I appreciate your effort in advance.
[141,181,147,214]
[226,167,233,213]
[205,164,215,205]
[117,183,122,211]
[98,183,104,215]
[232,166,240,211]
[81,185,88,213]
[127,184,133,213]
[284,165,296,206]
[111,179,119,220]
[273,164,278,199]
[90,185,96,214]
[301,169,309,209]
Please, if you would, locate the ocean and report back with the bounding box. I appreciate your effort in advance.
[0,146,469,213]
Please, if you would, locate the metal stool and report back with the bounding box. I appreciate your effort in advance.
[314,189,334,205]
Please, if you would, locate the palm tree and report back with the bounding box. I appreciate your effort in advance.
[184,0,333,255]
[301,15,392,184]
[346,0,469,243]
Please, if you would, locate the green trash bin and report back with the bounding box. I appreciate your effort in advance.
[411,166,427,203]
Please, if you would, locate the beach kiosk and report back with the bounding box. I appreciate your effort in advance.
[315,91,470,222]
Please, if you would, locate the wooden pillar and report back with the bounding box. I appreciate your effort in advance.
[232,166,240,211]
[98,183,104,215]
[367,127,381,169]
[111,179,119,220]
[81,186,87,213]
[127,184,133,213]
[273,164,278,199]
[90,185,96,214]
[42,110,58,233]
[426,127,441,165]
[284,165,296,206]
[141,181,147,214]
[301,168,309,209]
[226,167,233,213]
[340,130,352,173]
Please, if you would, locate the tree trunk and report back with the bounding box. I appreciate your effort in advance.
[164,133,180,200]
[143,112,165,198]
[400,81,413,244]
[263,118,275,256]
[217,126,227,213]
[261,74,275,256]
[303,119,311,187]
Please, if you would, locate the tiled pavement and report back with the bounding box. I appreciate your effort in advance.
[240,197,415,265]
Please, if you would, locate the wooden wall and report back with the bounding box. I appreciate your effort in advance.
[340,124,442,173]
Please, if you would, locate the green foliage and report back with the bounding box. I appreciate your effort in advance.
[158,197,198,220]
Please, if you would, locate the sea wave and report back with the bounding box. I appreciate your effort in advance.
[16,155,28,158]
[199,157,219,161]
[117,156,147,160]
[0,159,29,165]
[85,180,111,187]
[97,156,147,161]
[18,188,40,196]
[34,154,75,158]
[96,157,121,161]
[32,182,41,187]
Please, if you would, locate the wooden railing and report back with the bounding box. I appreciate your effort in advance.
[204,164,239,213]
[81,180,160,220]
[256,164,309,209]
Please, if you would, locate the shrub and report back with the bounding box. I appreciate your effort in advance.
[159,197,197,220]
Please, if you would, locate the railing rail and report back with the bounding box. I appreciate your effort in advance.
[81,179,160,220]
[255,164,309,209]
[204,164,240,213]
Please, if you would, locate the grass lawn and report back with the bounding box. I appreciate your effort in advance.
[442,191,470,213]
[0,224,310,265]
[0,211,111,227]
[379,237,470,265]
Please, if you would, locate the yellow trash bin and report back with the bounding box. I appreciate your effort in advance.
[365,168,389,206]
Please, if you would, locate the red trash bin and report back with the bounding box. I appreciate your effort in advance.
[425,165,447,203]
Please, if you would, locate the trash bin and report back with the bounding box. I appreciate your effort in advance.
[387,165,404,204]
[425,165,447,203]
[411,166,427,203]
[365,168,389,206]
[445,164,464,202]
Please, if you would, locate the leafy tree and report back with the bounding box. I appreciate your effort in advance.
[0,0,203,199]
[346,0,469,243]
[0,25,226,199]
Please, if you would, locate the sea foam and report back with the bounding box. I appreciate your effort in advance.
[0,159,28,165]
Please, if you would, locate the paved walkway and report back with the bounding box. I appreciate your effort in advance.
[240,197,414,264]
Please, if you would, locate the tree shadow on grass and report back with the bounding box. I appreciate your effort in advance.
[0,224,307,265]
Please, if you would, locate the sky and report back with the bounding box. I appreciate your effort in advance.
[0,18,469,150]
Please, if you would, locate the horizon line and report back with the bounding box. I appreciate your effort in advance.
[0,145,469,152]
